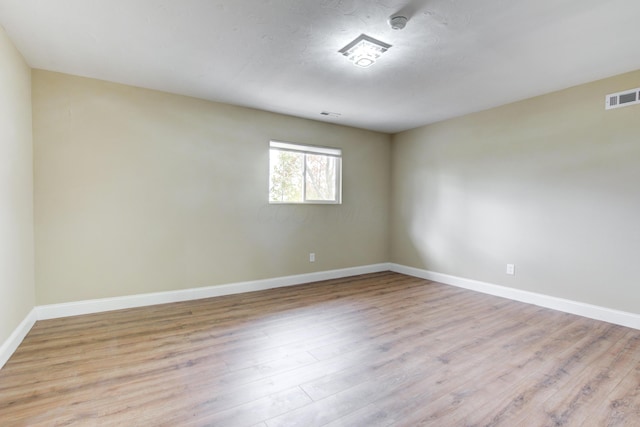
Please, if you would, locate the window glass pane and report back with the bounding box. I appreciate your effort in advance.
[305,154,338,201]
[269,149,304,203]
[269,140,341,204]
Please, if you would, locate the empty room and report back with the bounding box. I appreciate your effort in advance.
[1,0,640,425]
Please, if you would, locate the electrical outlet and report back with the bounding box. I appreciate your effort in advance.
[506,264,515,275]
[309,253,315,263]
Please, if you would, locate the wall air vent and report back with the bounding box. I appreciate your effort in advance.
[605,88,640,110]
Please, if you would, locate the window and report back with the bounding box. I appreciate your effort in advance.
[269,140,342,204]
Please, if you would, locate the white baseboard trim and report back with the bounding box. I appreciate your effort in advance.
[0,308,38,370]
[37,263,392,320]
[10,261,636,370]
[0,263,390,369]
[390,263,640,330]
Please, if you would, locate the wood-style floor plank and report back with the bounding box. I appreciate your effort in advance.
[1,271,640,426]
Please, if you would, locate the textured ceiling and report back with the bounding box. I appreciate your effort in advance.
[1,0,639,133]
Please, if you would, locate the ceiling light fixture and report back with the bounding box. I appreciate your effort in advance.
[338,34,391,68]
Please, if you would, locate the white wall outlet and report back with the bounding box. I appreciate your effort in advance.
[309,253,315,262]
[506,264,515,275]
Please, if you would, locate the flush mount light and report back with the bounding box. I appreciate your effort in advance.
[338,34,391,68]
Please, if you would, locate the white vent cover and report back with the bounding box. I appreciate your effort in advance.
[605,88,640,110]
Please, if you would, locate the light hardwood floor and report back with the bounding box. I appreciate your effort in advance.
[1,272,640,426]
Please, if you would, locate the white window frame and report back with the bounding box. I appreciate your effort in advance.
[269,140,342,205]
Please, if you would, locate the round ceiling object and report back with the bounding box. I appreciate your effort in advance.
[389,15,408,30]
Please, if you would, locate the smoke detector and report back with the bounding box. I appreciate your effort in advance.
[389,15,408,30]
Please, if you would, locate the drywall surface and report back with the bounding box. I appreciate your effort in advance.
[33,71,390,304]
[0,27,35,343]
[391,69,640,313]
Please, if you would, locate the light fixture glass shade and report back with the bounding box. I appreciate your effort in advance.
[339,34,391,68]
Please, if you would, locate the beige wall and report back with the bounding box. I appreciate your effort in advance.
[0,27,35,343]
[12,49,640,324]
[33,70,390,304]
[391,69,640,313]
